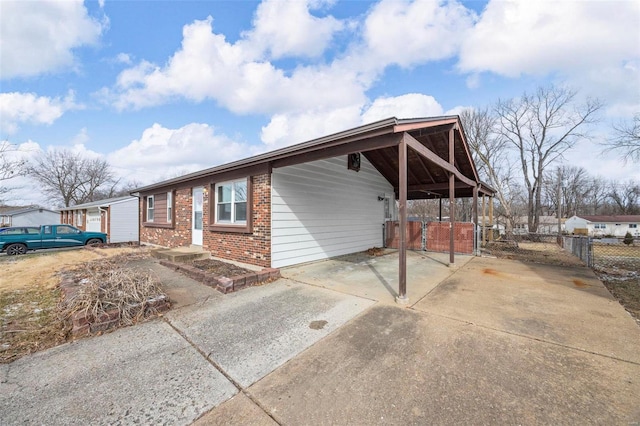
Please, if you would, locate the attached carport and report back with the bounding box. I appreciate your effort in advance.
[274,116,495,303]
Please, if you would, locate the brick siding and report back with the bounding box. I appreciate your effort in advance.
[139,173,272,268]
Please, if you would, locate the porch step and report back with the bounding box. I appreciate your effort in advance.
[151,246,211,262]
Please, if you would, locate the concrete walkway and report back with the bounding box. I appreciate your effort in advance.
[2,255,639,425]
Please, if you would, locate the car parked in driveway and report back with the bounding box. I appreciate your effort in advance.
[0,224,107,255]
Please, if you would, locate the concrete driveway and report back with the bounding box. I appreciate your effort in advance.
[2,254,639,425]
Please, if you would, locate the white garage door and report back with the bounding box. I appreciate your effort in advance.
[86,210,101,232]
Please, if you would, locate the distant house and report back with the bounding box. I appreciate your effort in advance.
[59,196,139,243]
[512,216,564,235]
[0,206,60,227]
[565,215,640,237]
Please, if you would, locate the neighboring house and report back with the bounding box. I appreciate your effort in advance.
[133,116,494,269]
[59,196,139,243]
[0,206,59,227]
[512,216,564,235]
[565,215,640,237]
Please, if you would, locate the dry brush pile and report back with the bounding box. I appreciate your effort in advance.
[59,253,169,333]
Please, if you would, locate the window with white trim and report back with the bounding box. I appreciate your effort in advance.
[630,224,638,229]
[167,192,172,222]
[75,210,83,225]
[147,196,154,222]
[594,223,606,229]
[215,179,247,224]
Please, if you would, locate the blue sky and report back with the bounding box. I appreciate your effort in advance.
[1,0,639,206]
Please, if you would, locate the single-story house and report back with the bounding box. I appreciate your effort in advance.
[512,216,564,235]
[565,215,640,237]
[0,206,59,227]
[133,116,495,300]
[59,196,139,243]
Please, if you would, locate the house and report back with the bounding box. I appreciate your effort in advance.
[512,216,564,235]
[59,196,139,243]
[565,215,640,237]
[0,206,60,227]
[132,116,495,299]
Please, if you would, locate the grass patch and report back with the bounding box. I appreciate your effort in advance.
[1,247,160,363]
[0,286,67,363]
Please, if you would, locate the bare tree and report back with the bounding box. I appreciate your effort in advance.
[495,85,602,233]
[607,180,640,215]
[0,141,26,201]
[602,113,640,163]
[542,166,592,218]
[27,149,117,207]
[460,107,518,234]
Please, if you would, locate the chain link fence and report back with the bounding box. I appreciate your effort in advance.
[481,233,581,266]
[590,237,640,271]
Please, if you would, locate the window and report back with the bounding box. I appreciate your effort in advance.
[75,210,83,225]
[215,179,247,224]
[630,224,638,229]
[147,196,154,222]
[594,224,606,229]
[57,225,79,234]
[167,192,173,222]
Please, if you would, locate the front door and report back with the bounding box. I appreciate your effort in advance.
[192,187,204,246]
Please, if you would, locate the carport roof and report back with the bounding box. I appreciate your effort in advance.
[133,116,495,199]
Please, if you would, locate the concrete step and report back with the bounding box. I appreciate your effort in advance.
[151,246,211,262]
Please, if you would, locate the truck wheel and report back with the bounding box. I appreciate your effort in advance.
[86,238,103,246]
[6,243,27,255]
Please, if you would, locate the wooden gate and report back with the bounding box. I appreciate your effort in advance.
[425,222,475,254]
[385,221,422,250]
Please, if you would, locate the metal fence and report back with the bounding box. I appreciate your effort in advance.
[590,237,640,271]
[561,236,592,267]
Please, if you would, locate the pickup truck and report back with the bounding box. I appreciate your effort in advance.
[0,224,107,255]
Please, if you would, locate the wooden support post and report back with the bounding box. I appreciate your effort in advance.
[489,196,494,241]
[397,134,408,304]
[439,197,442,222]
[482,195,486,245]
[448,129,455,266]
[473,186,478,255]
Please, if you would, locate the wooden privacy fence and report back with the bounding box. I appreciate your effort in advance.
[385,221,475,255]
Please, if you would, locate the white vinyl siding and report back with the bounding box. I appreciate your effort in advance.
[271,156,394,268]
[109,198,139,243]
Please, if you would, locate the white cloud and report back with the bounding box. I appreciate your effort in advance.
[359,0,475,70]
[115,53,132,65]
[0,0,107,79]
[241,0,344,59]
[102,16,365,115]
[459,0,639,77]
[101,0,473,116]
[457,0,640,115]
[260,105,363,148]
[0,92,80,134]
[107,123,251,183]
[361,93,444,124]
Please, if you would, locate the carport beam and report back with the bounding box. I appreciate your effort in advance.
[397,134,408,304]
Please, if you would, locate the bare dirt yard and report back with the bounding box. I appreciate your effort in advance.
[0,247,154,363]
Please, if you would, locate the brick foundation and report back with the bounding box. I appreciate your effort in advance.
[159,259,280,294]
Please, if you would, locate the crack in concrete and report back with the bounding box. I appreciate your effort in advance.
[162,317,283,426]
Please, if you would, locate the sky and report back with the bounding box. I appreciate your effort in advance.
[1,0,639,207]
